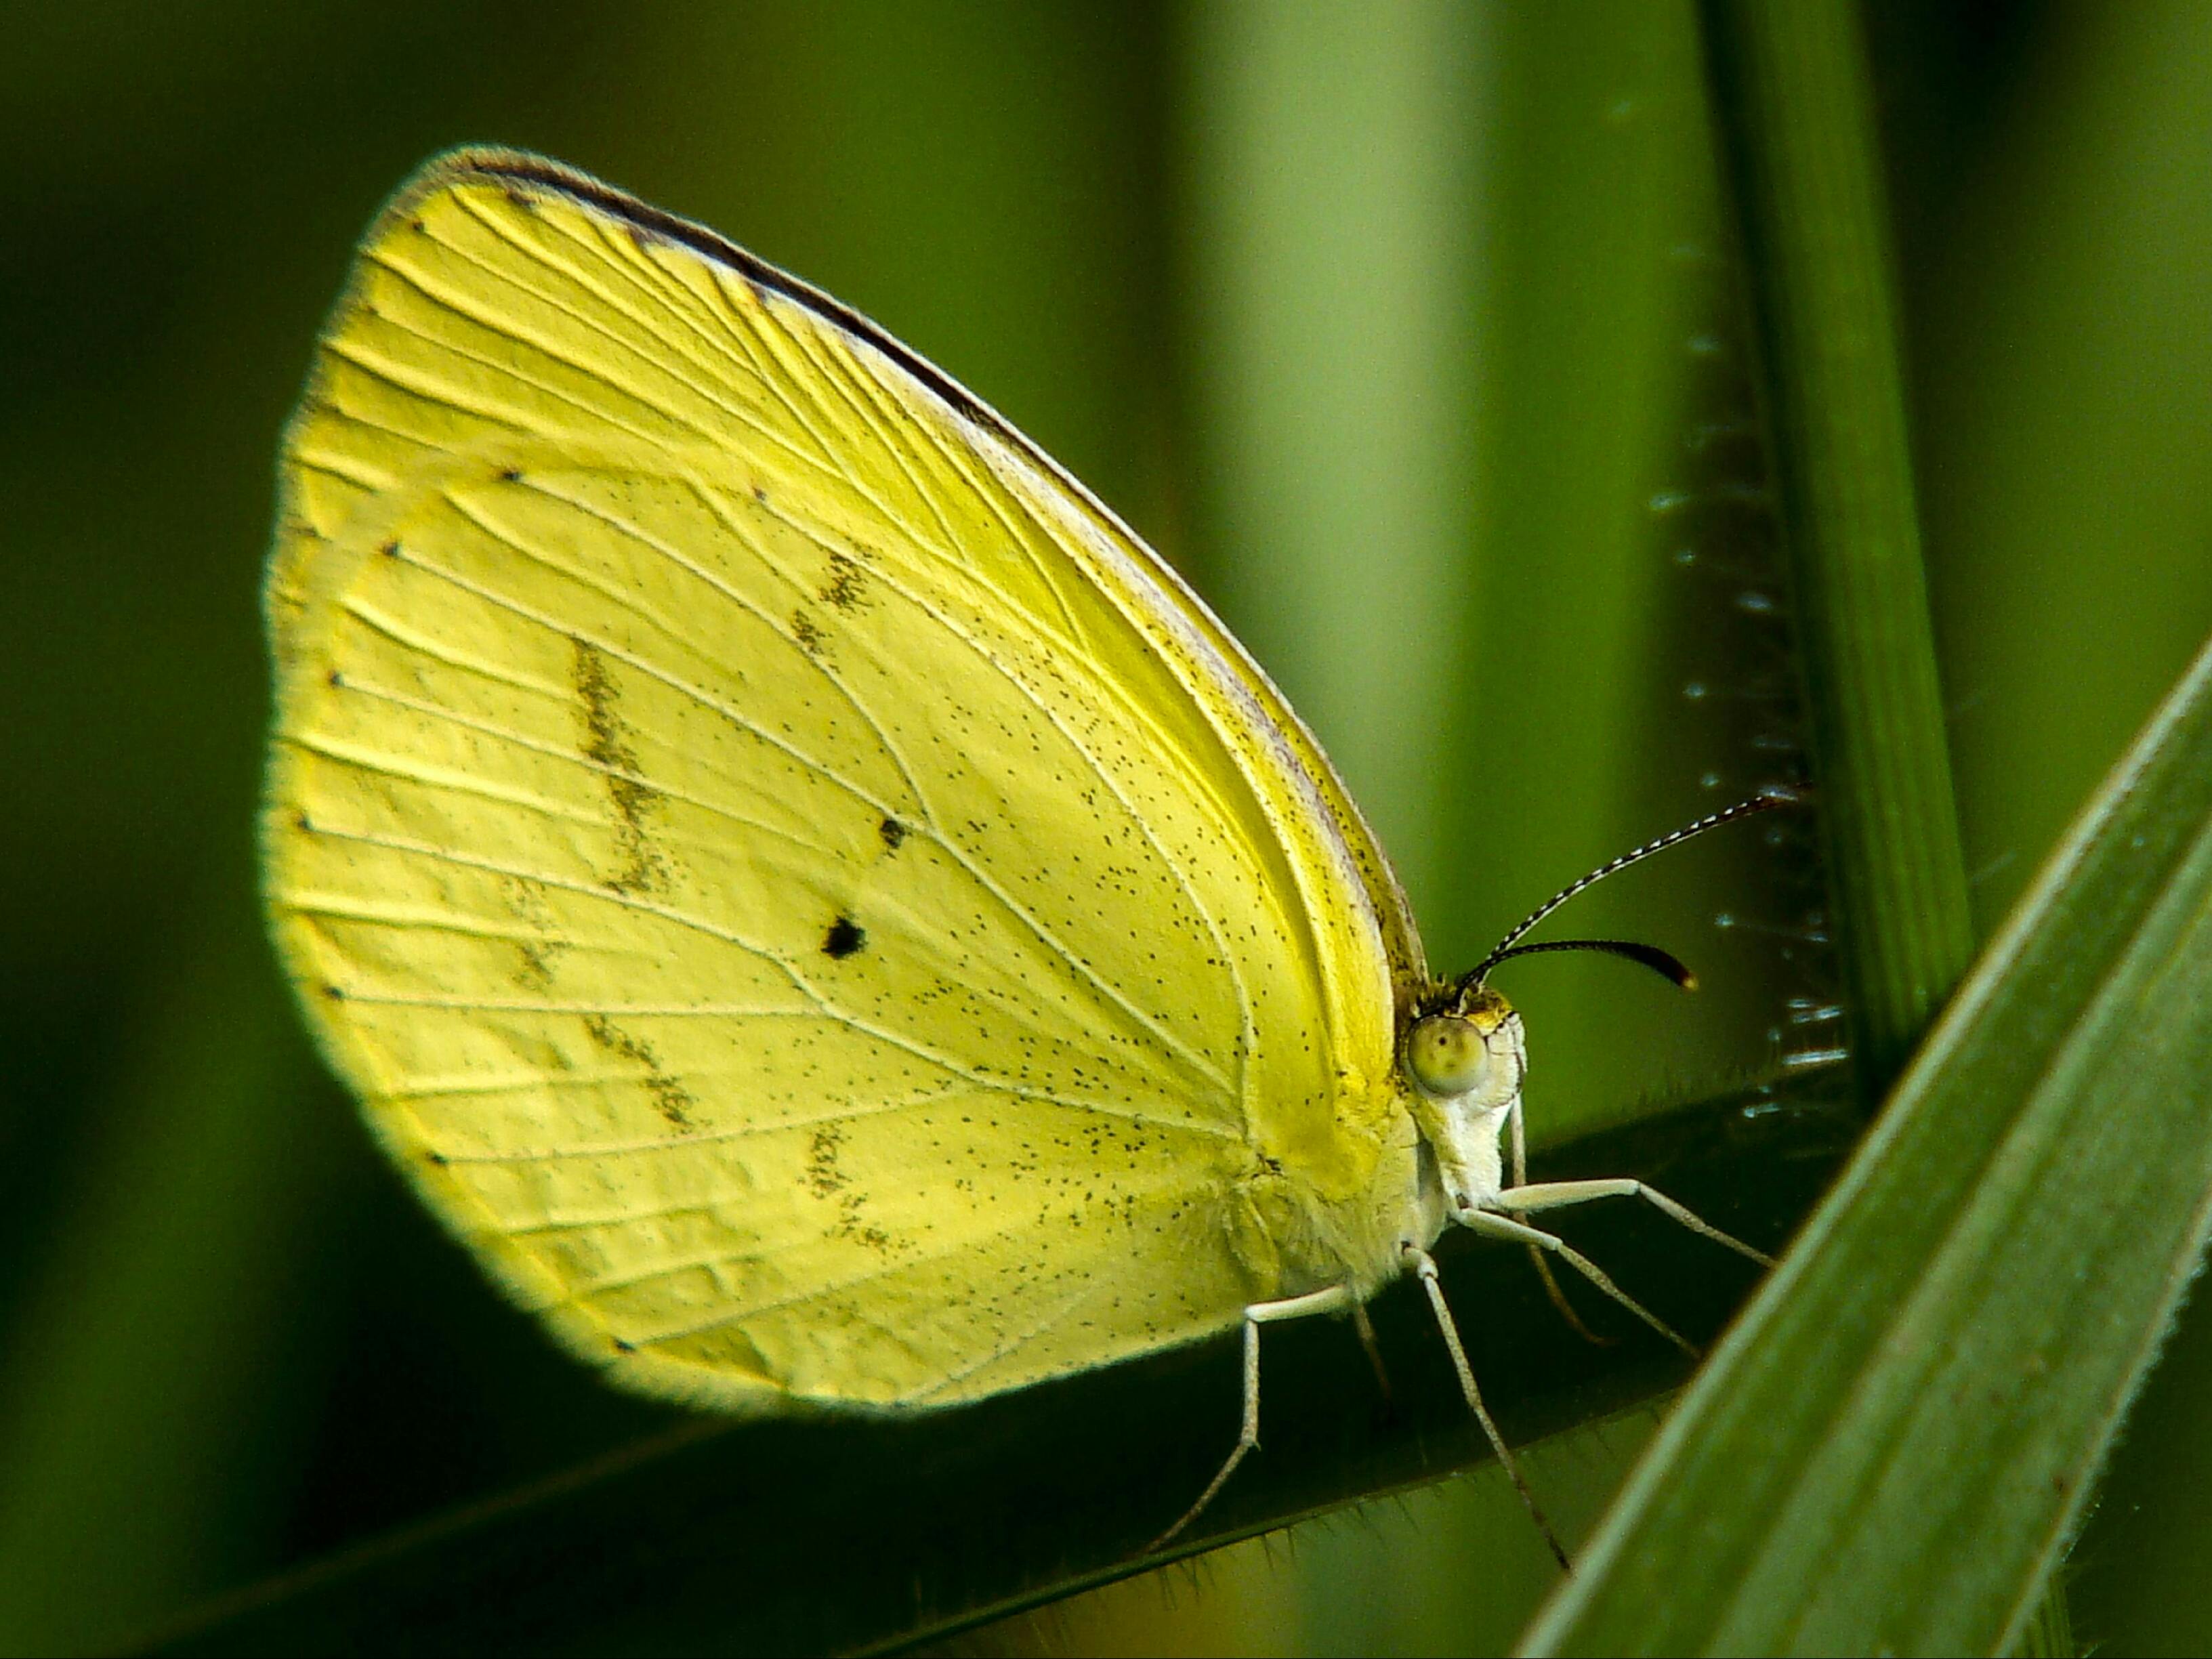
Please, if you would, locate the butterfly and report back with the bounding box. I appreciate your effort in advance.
[262,148,1776,1566]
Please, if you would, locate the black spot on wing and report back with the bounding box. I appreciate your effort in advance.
[878,816,906,852]
[823,915,865,959]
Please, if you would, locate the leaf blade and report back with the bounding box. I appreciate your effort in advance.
[1524,630,2212,1656]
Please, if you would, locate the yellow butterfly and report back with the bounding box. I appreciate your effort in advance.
[262,148,1773,1564]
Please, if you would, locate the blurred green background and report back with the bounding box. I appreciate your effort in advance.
[1,2,2208,1653]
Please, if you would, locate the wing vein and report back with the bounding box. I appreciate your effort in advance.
[457,187,791,416]
[389,533,1234,1097]
[480,471,934,819]
[748,493,1253,1097]
[428,1083,974,1158]
[761,305,973,581]
[404,205,846,487]
[907,1278,1104,1402]
[837,335,1092,650]
[306,818,1230,1139]
[316,673,833,858]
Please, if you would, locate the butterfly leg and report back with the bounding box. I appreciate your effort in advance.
[1404,1246,1570,1572]
[1150,1282,1354,1557]
[1144,1284,1353,1556]
[1350,1300,1396,1410]
[1457,1208,1698,1358]
[1490,1177,1774,1267]
[1507,1101,1612,1347]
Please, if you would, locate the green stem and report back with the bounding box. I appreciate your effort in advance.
[1700,0,1974,1091]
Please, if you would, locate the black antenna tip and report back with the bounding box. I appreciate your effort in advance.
[1476,938,1698,991]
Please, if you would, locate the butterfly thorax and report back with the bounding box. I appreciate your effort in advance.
[1228,980,1528,1303]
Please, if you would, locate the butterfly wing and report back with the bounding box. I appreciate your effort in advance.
[264,150,1421,1410]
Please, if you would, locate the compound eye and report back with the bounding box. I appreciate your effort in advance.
[1406,1013,1493,1099]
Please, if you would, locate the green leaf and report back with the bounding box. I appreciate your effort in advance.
[1524,627,2212,1656]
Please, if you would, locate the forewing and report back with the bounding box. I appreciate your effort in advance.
[264,151,1405,1408]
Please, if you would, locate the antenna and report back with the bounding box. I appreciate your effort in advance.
[1478,937,1699,989]
[1464,789,1799,991]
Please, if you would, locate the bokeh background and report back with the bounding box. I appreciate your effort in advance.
[2,2,2209,1653]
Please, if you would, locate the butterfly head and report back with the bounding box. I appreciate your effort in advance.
[1404,983,1524,1108]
